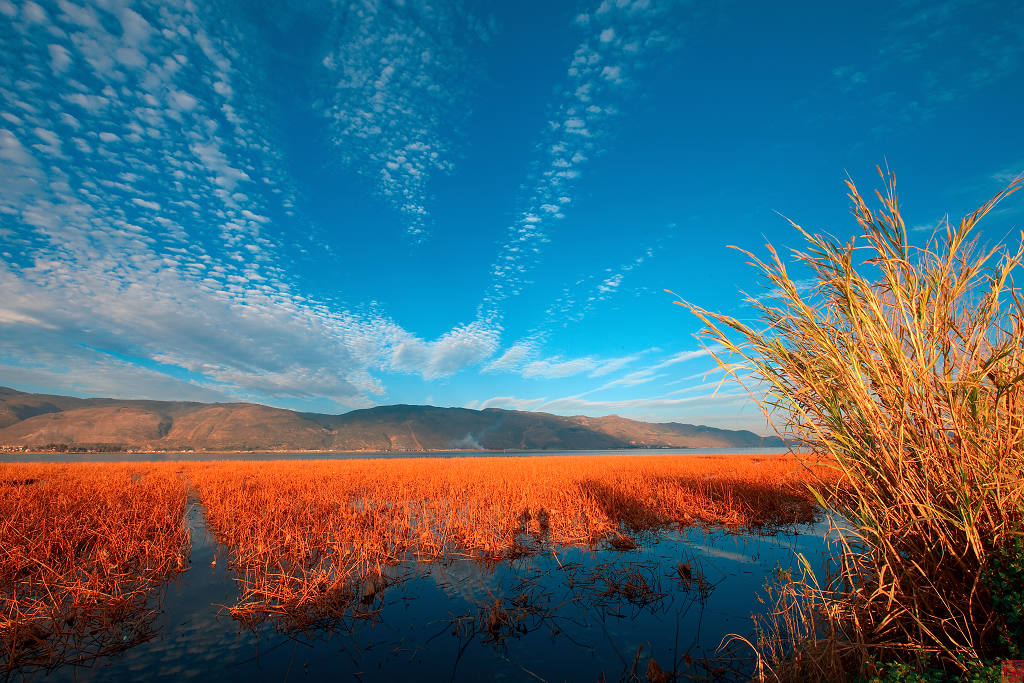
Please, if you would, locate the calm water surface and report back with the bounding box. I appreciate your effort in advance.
[2,447,789,463]
[23,507,833,682]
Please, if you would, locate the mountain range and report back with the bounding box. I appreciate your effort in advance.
[0,387,783,452]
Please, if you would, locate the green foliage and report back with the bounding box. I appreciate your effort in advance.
[983,535,1024,659]
[858,658,1002,683]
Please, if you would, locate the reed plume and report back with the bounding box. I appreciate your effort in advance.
[677,168,1024,679]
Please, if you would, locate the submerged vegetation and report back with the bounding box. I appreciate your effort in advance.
[0,454,830,675]
[679,169,1024,680]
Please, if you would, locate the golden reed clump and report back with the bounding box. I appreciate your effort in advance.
[678,169,1024,679]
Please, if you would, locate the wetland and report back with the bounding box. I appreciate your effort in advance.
[1,453,836,681]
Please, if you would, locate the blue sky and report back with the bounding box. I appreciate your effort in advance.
[0,0,1022,433]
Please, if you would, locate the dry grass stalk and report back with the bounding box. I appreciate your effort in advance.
[183,453,830,627]
[677,168,1024,678]
[0,453,834,665]
[0,463,189,672]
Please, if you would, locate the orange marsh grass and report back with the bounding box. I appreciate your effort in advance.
[0,463,189,671]
[677,169,1024,679]
[183,453,833,626]
[0,455,835,646]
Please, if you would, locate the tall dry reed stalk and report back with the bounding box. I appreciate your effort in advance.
[677,168,1024,679]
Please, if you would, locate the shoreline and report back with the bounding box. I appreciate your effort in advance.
[0,446,690,455]
[0,446,793,462]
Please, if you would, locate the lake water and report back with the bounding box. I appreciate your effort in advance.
[16,503,834,682]
[1,447,790,463]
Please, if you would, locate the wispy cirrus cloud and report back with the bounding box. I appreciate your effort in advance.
[320,0,489,241]
[483,335,716,395]
[477,395,549,412]
[567,344,723,398]
[475,387,753,424]
[483,337,649,381]
[542,230,674,326]
[481,220,676,383]
[538,390,749,416]
[992,165,1024,186]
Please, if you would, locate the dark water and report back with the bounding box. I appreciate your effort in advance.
[22,505,834,682]
[1,448,789,464]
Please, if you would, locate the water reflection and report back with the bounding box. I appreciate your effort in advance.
[1,595,161,678]
[23,513,830,681]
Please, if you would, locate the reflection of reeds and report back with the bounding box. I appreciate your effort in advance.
[185,454,828,628]
[680,169,1024,679]
[0,464,189,673]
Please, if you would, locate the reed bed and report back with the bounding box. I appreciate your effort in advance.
[184,453,829,628]
[0,454,833,668]
[0,463,189,673]
[679,169,1024,679]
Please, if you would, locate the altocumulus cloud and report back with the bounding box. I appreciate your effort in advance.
[387,322,500,381]
[320,0,490,241]
[0,0,705,416]
[471,0,685,376]
[483,0,682,314]
[0,0,498,408]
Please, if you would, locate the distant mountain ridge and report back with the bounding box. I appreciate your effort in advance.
[0,387,784,452]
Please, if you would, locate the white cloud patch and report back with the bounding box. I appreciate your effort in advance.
[22,1,48,23]
[537,390,750,416]
[483,339,538,373]
[558,344,724,401]
[473,389,755,425]
[589,353,645,377]
[992,165,1024,186]
[910,217,948,233]
[523,356,599,379]
[484,337,646,382]
[648,346,721,371]
[478,395,549,411]
[0,309,57,328]
[0,355,230,404]
[47,43,72,72]
[599,368,665,389]
[389,322,500,380]
[542,237,667,326]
